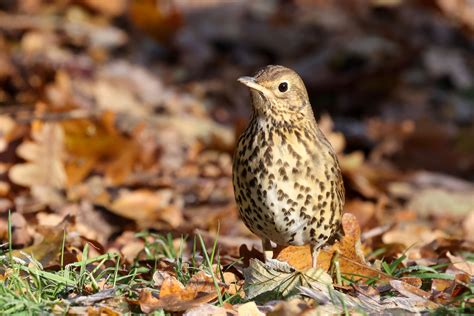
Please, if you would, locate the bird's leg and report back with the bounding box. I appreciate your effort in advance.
[261,238,273,263]
[311,244,320,269]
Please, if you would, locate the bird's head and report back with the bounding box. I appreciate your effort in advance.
[238,65,313,122]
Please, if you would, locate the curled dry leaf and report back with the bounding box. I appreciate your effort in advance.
[139,271,222,313]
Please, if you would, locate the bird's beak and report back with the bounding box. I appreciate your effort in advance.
[238,76,267,94]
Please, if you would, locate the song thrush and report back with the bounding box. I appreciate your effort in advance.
[233,65,345,268]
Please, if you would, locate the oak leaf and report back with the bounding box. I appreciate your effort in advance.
[9,122,66,207]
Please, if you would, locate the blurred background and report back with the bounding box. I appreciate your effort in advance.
[0,0,473,259]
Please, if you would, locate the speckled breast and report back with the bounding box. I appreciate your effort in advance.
[232,118,344,247]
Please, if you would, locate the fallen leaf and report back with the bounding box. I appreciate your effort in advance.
[301,282,431,314]
[129,0,183,44]
[318,114,346,154]
[344,199,378,229]
[139,271,222,313]
[243,259,332,301]
[62,114,139,185]
[265,299,311,316]
[389,280,439,309]
[9,122,66,207]
[275,213,391,282]
[108,189,183,228]
[12,216,70,266]
[463,211,474,242]
[383,222,445,249]
[11,212,32,246]
[184,304,235,316]
[408,188,474,218]
[437,0,474,33]
[237,301,265,316]
[400,277,422,288]
[446,252,474,276]
[81,0,127,17]
[0,115,17,152]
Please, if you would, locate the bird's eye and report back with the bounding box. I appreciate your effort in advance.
[278,82,288,93]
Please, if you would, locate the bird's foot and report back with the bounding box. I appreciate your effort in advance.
[264,250,274,263]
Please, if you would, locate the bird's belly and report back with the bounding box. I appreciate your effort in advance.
[261,180,309,246]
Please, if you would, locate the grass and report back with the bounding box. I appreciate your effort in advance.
[0,221,237,314]
[1,215,473,314]
[335,246,474,314]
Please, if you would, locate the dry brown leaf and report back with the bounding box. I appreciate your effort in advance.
[108,189,183,228]
[113,231,145,264]
[437,0,474,32]
[383,222,447,250]
[318,114,346,154]
[266,299,311,315]
[446,252,474,276]
[342,155,397,199]
[10,122,66,188]
[276,213,392,282]
[389,280,439,309]
[0,115,17,152]
[236,302,265,316]
[463,211,474,242]
[62,115,139,185]
[86,306,121,316]
[11,212,32,246]
[432,278,453,292]
[81,0,127,17]
[9,122,66,207]
[344,199,378,229]
[400,277,422,288]
[139,271,221,313]
[185,304,235,316]
[129,0,183,44]
[12,216,70,266]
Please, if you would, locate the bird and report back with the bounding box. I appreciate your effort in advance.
[232,65,345,268]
